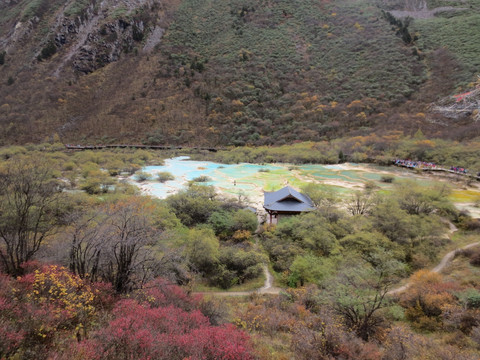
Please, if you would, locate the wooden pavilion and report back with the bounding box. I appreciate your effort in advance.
[263,186,316,224]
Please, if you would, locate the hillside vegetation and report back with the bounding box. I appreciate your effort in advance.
[1,144,480,358]
[0,0,479,145]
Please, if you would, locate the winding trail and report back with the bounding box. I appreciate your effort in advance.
[432,241,480,273]
[194,206,277,297]
[258,265,282,294]
[199,221,479,298]
[389,223,480,295]
[198,220,282,297]
[196,266,281,297]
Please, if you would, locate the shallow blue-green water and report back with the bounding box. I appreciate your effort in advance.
[132,156,414,201]
[129,157,480,217]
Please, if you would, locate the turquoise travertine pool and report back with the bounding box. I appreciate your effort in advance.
[130,157,480,217]
[131,156,480,213]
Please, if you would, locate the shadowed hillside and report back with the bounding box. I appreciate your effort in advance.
[0,0,479,145]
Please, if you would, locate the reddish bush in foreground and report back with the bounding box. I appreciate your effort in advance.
[0,265,107,359]
[64,299,254,360]
[1,265,252,360]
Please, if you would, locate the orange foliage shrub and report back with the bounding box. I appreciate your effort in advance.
[400,270,458,331]
[232,230,252,242]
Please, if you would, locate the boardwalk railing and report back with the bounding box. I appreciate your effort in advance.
[64,144,222,152]
[393,161,479,181]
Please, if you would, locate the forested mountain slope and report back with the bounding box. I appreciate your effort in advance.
[0,0,479,145]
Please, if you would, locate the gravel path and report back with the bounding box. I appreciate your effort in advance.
[388,223,479,295]
[196,265,282,297]
[199,222,476,298]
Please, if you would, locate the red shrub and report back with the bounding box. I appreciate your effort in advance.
[67,299,254,360]
[140,277,202,311]
[0,268,252,360]
[0,321,25,358]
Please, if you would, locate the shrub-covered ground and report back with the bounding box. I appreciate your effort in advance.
[1,144,480,358]
[1,0,480,144]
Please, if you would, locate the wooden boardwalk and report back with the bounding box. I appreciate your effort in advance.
[63,146,479,180]
[393,163,480,181]
[64,144,223,152]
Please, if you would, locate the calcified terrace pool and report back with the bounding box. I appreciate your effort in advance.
[131,157,480,217]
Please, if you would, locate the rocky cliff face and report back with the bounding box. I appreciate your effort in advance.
[382,0,468,18]
[1,0,167,75]
[53,3,147,74]
[0,0,182,144]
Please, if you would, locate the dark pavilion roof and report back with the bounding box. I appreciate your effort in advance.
[263,186,316,213]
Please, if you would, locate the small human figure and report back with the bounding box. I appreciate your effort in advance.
[234,180,236,186]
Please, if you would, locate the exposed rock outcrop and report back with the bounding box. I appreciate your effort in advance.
[52,2,149,74]
[1,0,166,75]
[387,0,468,18]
